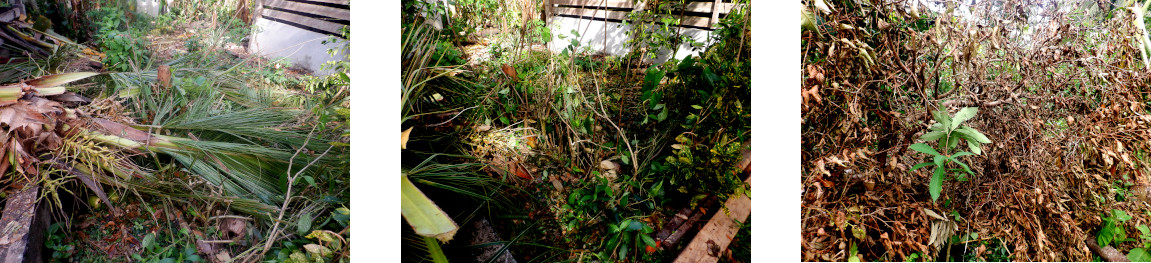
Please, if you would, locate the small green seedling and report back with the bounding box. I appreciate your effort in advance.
[910,107,992,201]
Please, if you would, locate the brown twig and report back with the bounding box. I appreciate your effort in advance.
[252,127,334,261]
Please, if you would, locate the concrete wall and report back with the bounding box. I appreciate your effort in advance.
[547,16,716,63]
[248,18,349,76]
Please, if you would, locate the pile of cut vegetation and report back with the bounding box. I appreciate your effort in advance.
[802,0,1151,261]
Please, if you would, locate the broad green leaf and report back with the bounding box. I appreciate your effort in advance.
[933,155,947,169]
[1099,229,1113,247]
[642,67,666,93]
[297,212,313,235]
[401,174,459,242]
[911,162,935,171]
[920,131,946,142]
[948,134,960,149]
[627,220,645,231]
[641,234,656,247]
[1129,248,1150,262]
[691,105,703,109]
[929,122,945,132]
[1116,210,1132,221]
[951,151,976,158]
[932,109,952,131]
[931,165,945,201]
[950,107,978,129]
[910,143,941,156]
[954,126,992,143]
[949,157,973,175]
[968,140,982,155]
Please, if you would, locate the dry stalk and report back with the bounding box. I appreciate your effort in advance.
[590,75,639,174]
[252,127,334,261]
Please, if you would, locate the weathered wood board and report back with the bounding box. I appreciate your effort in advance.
[673,141,750,263]
[260,8,346,35]
[264,0,350,20]
[673,177,751,263]
[549,0,742,29]
[0,184,50,263]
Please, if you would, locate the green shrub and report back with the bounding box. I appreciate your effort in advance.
[909,107,991,201]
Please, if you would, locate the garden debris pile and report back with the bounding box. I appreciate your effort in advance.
[802,0,1151,261]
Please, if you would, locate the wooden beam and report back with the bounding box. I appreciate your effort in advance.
[545,0,552,20]
[264,0,349,20]
[553,0,637,8]
[554,8,718,28]
[678,2,734,14]
[709,0,720,27]
[553,7,631,21]
[261,8,346,35]
[275,0,349,5]
[0,183,49,263]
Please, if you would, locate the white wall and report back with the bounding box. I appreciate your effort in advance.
[136,0,172,17]
[248,18,349,76]
[547,16,716,63]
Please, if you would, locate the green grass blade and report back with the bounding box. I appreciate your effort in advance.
[424,236,449,263]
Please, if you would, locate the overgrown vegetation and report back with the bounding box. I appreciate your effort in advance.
[802,0,1151,261]
[401,0,750,262]
[0,0,349,261]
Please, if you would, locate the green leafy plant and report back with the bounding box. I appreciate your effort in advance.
[1098,209,1133,247]
[45,222,76,260]
[1129,223,1151,261]
[665,133,747,205]
[910,107,992,201]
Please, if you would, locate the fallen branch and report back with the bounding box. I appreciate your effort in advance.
[1086,238,1130,262]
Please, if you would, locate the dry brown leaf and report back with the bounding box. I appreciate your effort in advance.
[401,127,413,149]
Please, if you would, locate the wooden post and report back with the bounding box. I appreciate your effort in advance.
[544,0,551,21]
[709,0,721,28]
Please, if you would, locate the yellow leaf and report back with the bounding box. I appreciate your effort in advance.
[401,127,413,149]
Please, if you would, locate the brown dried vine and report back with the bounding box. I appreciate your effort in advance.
[802,0,1151,261]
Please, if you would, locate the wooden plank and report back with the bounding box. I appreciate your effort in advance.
[264,0,349,20]
[709,0,720,27]
[553,7,631,21]
[678,15,714,28]
[552,1,733,14]
[676,2,734,14]
[553,0,638,8]
[545,0,552,20]
[555,8,715,28]
[0,184,49,263]
[674,141,750,263]
[262,8,346,35]
[673,177,751,263]
[274,0,349,5]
